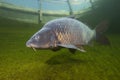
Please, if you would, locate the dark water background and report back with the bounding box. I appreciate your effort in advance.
[80,0,120,34]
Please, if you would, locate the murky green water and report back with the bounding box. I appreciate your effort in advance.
[0,0,120,80]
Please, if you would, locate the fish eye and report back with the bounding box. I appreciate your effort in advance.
[35,36,40,40]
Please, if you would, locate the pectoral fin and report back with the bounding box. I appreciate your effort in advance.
[76,45,86,52]
[57,44,86,52]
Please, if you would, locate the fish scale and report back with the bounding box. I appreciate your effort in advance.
[55,23,72,44]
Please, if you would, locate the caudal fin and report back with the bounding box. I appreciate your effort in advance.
[96,34,110,45]
[95,20,110,45]
[95,20,109,34]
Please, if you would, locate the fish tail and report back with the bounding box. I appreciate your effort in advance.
[95,20,110,45]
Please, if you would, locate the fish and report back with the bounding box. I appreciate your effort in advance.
[26,17,110,53]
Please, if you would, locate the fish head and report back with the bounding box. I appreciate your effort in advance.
[26,28,52,49]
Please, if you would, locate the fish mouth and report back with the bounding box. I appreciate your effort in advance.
[26,42,39,48]
[26,42,51,51]
[26,44,49,51]
[26,43,38,51]
[26,44,37,52]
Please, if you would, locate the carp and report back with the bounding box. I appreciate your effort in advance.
[26,18,110,53]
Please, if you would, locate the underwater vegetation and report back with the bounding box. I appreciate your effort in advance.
[0,16,120,80]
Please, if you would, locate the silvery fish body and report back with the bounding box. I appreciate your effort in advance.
[26,17,109,53]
